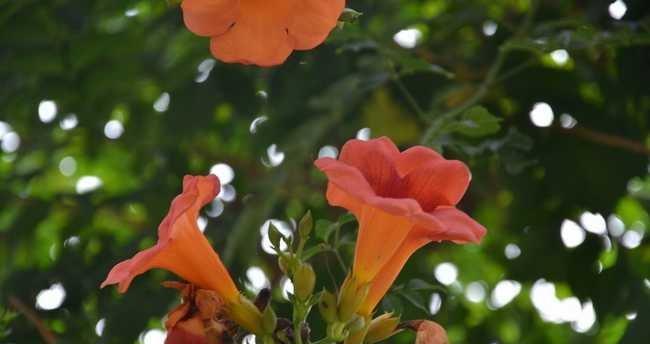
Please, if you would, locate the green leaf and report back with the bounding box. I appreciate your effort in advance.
[396,289,430,315]
[386,50,455,79]
[599,246,618,270]
[380,294,404,316]
[268,223,288,251]
[315,219,337,243]
[406,278,441,291]
[596,316,629,344]
[451,106,502,138]
[337,213,356,226]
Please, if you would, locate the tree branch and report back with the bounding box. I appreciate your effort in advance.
[557,126,650,156]
[8,295,57,344]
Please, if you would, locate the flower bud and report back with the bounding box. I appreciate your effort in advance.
[319,290,338,323]
[346,315,366,333]
[278,254,291,275]
[343,325,367,344]
[262,304,277,334]
[268,222,285,252]
[365,313,400,343]
[339,8,363,23]
[227,295,263,334]
[298,210,313,239]
[294,263,316,301]
[337,275,370,322]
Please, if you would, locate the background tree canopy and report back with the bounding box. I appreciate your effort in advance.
[1,0,650,343]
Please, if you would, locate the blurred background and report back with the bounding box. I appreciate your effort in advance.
[1,0,650,343]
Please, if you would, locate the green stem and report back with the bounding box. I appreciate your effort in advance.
[419,0,540,144]
[389,63,430,122]
[311,338,335,344]
[292,303,305,344]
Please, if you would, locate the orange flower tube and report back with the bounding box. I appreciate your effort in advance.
[101,175,239,303]
[315,137,486,314]
[181,0,346,67]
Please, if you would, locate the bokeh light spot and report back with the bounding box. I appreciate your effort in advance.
[36,283,66,310]
[393,28,422,49]
[104,120,124,140]
[59,156,77,176]
[434,262,458,286]
[561,219,586,248]
[609,0,627,20]
[529,102,554,127]
[38,100,58,123]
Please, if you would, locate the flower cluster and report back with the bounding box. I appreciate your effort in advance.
[102,137,486,344]
[101,5,487,342]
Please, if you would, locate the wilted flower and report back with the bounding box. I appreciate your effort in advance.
[163,281,234,344]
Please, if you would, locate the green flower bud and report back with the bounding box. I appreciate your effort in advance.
[228,295,264,334]
[278,254,291,275]
[294,263,316,301]
[346,315,366,333]
[337,275,370,322]
[268,222,284,252]
[339,8,363,23]
[262,304,277,334]
[365,313,401,343]
[298,210,313,239]
[319,290,338,323]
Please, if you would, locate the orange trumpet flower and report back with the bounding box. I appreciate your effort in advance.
[181,0,345,67]
[101,175,239,302]
[314,137,486,314]
[102,175,264,334]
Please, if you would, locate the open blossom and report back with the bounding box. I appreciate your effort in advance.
[101,175,239,302]
[181,0,346,66]
[102,175,263,334]
[314,137,486,315]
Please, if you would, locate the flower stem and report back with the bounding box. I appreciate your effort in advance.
[293,306,304,344]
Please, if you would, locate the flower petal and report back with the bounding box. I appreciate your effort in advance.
[315,157,378,213]
[181,0,239,37]
[287,0,345,50]
[210,0,294,66]
[432,206,487,243]
[401,160,470,210]
[338,137,402,197]
[166,317,210,344]
[395,146,444,176]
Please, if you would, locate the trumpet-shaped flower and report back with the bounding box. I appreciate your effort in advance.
[101,175,240,303]
[102,175,264,334]
[314,137,486,315]
[181,0,345,67]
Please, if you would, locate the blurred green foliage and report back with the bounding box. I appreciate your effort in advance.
[1,0,650,343]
